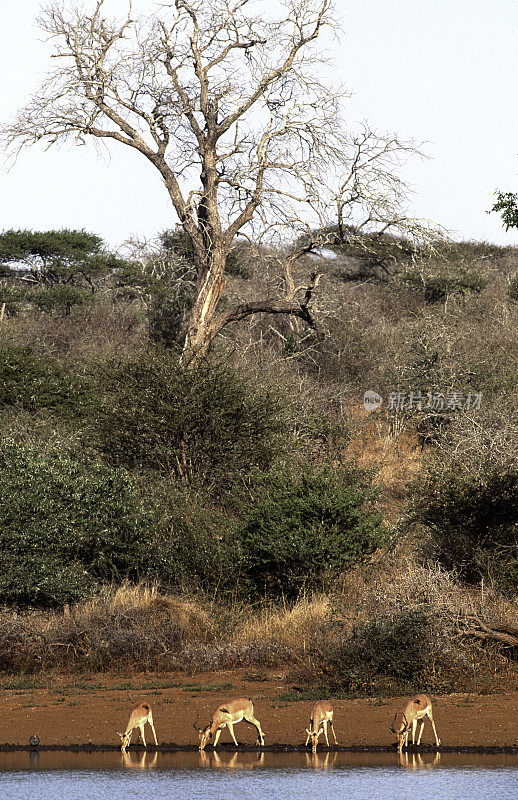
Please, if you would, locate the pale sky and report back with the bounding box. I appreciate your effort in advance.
[1,0,518,249]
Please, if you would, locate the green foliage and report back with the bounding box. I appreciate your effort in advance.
[31,285,93,314]
[158,229,196,264]
[321,610,438,694]
[115,230,196,347]
[489,191,518,231]
[0,343,85,415]
[0,439,160,607]
[92,353,284,486]
[237,464,386,598]
[0,229,123,283]
[225,242,253,278]
[413,467,518,593]
[0,230,126,317]
[147,488,240,592]
[309,225,416,270]
[399,267,487,302]
[0,228,102,262]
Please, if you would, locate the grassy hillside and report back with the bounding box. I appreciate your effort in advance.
[0,232,516,691]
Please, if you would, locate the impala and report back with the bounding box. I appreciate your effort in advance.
[194,698,265,750]
[117,702,158,751]
[305,700,337,752]
[390,694,441,752]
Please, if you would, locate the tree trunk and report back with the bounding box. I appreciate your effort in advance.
[181,249,227,361]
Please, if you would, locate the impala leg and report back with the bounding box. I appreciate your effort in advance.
[148,717,158,746]
[244,713,265,746]
[139,724,147,748]
[416,719,425,745]
[329,718,337,745]
[323,721,329,747]
[305,729,311,747]
[428,712,441,747]
[411,718,418,745]
[213,727,223,748]
[226,721,239,747]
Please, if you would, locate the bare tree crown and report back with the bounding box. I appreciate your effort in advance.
[2,0,441,357]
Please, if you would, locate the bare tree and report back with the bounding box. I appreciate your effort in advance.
[2,0,440,359]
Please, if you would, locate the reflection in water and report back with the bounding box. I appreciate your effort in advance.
[398,751,441,771]
[121,750,158,770]
[305,751,337,770]
[199,750,265,769]
[0,749,514,800]
[0,749,515,773]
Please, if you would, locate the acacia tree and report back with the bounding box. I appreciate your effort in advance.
[3,0,438,359]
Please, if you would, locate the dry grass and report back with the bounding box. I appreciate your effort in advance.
[235,595,332,650]
[0,567,515,692]
[0,583,217,673]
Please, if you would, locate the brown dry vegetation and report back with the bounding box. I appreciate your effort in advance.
[0,563,515,695]
[0,235,517,697]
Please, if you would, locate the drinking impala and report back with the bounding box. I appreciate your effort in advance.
[390,694,441,752]
[195,698,265,750]
[117,702,158,752]
[305,700,337,752]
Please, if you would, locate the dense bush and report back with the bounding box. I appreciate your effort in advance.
[149,488,240,593]
[237,464,387,598]
[92,353,285,486]
[399,266,487,302]
[412,466,518,593]
[319,610,439,694]
[0,439,160,607]
[0,343,86,416]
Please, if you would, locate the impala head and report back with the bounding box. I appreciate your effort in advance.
[306,726,323,753]
[198,725,214,751]
[390,712,409,747]
[117,729,134,752]
[193,713,213,751]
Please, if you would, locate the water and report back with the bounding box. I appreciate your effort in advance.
[0,750,516,800]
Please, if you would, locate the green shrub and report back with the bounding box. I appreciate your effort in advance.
[93,354,284,486]
[237,464,386,598]
[412,466,518,593]
[400,267,487,302]
[320,610,438,694]
[0,343,86,416]
[148,488,240,593]
[0,439,160,607]
[29,285,93,314]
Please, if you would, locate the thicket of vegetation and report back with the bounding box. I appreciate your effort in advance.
[0,226,516,691]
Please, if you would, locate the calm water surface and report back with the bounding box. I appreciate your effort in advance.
[0,750,516,800]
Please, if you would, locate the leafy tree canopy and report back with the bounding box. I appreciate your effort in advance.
[0,228,125,286]
[489,191,518,231]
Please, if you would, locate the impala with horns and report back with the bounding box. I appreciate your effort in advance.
[194,698,265,750]
[305,700,337,752]
[117,702,158,752]
[390,694,441,752]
